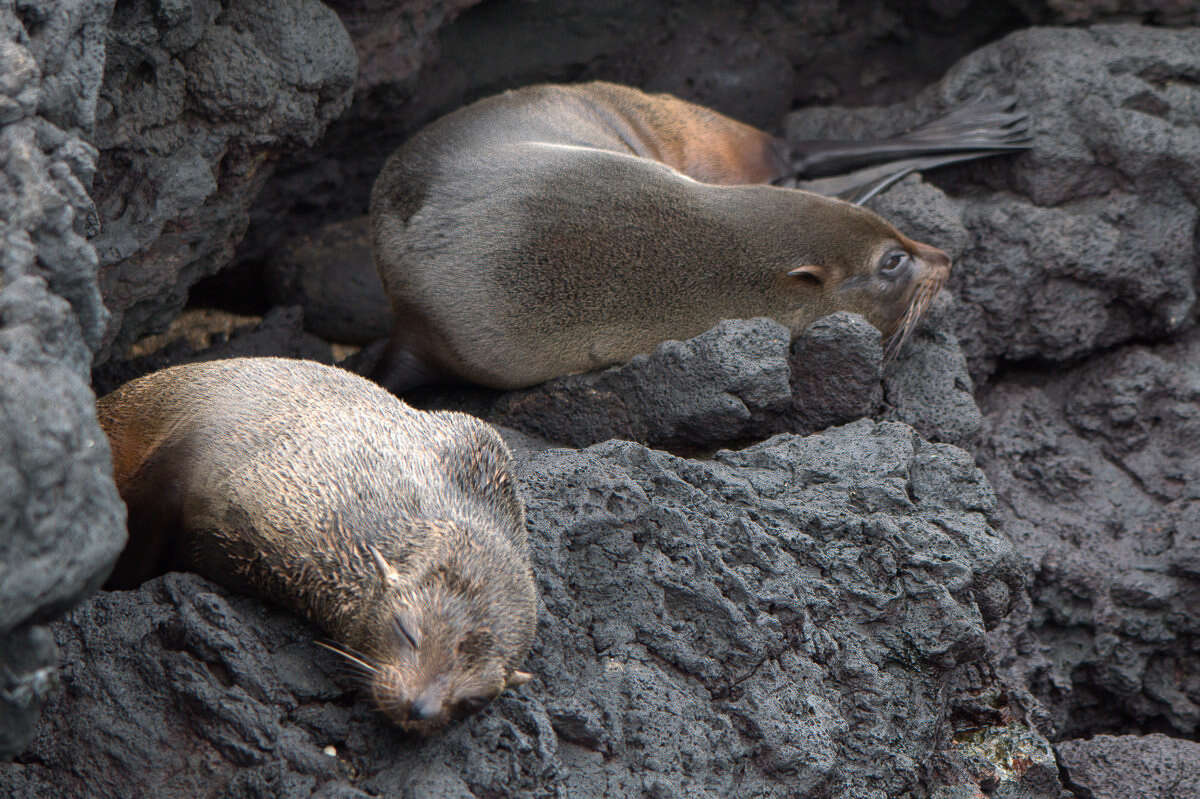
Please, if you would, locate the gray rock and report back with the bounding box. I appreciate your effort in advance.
[882,297,982,448]
[789,311,884,434]
[978,328,1200,738]
[399,317,797,451]
[0,422,1058,797]
[0,627,58,764]
[92,0,357,363]
[494,317,795,449]
[402,313,911,451]
[484,310,981,453]
[0,0,127,760]
[398,312,984,454]
[1057,734,1200,799]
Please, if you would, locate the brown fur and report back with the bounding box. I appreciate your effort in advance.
[98,357,537,734]
[370,81,951,391]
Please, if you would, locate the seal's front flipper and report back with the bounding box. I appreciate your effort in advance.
[779,96,1032,190]
[365,335,445,394]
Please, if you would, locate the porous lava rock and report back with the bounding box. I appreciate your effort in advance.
[91,0,357,363]
[978,329,1200,739]
[0,0,126,760]
[398,313,970,455]
[1057,733,1200,799]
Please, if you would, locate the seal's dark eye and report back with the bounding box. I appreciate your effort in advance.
[879,250,909,275]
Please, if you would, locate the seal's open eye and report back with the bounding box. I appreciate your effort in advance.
[879,250,910,276]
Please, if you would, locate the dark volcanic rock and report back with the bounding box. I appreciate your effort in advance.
[786,25,1200,381]
[0,0,126,760]
[92,0,356,363]
[1057,734,1200,799]
[0,422,1058,798]
[484,317,795,451]
[882,298,982,449]
[978,328,1200,739]
[788,312,885,435]
[399,314,975,453]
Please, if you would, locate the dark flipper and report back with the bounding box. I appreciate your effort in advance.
[797,150,1018,205]
[776,96,1032,203]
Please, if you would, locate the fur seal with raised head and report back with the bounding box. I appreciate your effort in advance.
[98,357,536,734]
[370,81,1026,391]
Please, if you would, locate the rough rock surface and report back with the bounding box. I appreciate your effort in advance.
[4,2,1198,796]
[881,299,982,449]
[0,0,126,760]
[2,423,1056,798]
[789,312,886,435]
[92,0,356,363]
[398,314,937,453]
[1057,733,1200,799]
[978,328,1200,739]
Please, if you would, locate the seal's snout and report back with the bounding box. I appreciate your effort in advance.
[913,241,951,276]
[410,690,443,722]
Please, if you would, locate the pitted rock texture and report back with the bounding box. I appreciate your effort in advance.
[788,312,885,435]
[1056,733,1200,799]
[978,328,1200,739]
[0,0,126,760]
[92,0,356,363]
[482,318,794,451]
[400,315,960,454]
[881,299,982,449]
[0,423,1055,798]
[785,24,1200,381]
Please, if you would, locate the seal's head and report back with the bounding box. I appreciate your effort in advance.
[324,537,535,734]
[777,197,951,359]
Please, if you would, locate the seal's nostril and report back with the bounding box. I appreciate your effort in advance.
[410,696,440,721]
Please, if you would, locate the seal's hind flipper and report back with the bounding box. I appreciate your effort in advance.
[781,96,1033,183]
[797,150,1021,205]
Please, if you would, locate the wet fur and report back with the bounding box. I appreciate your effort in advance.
[98,357,537,733]
[371,81,950,391]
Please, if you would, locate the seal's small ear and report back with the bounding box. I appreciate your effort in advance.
[369,546,404,590]
[788,265,825,284]
[506,670,534,689]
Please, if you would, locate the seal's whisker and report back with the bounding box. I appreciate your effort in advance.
[884,277,941,363]
[315,640,380,675]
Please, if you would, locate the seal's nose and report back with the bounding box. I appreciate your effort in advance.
[409,689,443,722]
[410,697,439,721]
[915,242,951,274]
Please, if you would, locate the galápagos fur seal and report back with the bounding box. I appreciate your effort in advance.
[98,357,536,734]
[370,81,1028,391]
